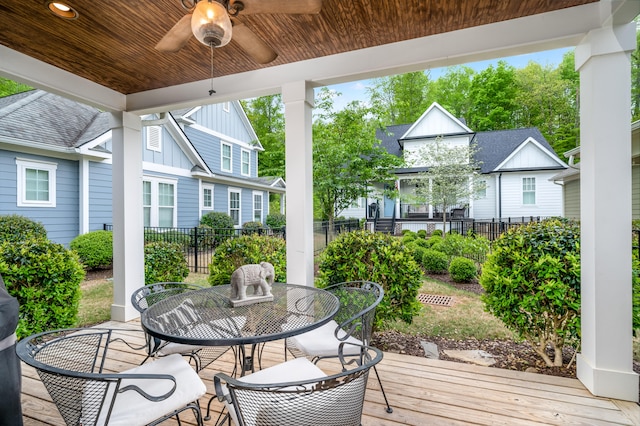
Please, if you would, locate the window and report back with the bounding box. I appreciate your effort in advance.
[229,188,241,226]
[241,149,250,176]
[143,177,177,227]
[16,158,57,207]
[202,184,214,210]
[477,180,487,198]
[253,191,263,223]
[146,126,162,152]
[221,142,232,172]
[522,177,536,205]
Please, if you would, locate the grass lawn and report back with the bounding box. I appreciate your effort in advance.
[76,272,640,361]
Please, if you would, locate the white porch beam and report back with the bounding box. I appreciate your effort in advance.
[282,81,314,286]
[110,112,145,321]
[575,22,639,401]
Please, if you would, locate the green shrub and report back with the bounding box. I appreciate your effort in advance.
[201,211,235,229]
[480,218,580,367]
[70,230,113,269]
[431,229,443,237]
[412,238,430,249]
[144,242,189,285]
[242,221,263,235]
[317,230,422,328]
[0,214,47,243]
[266,213,286,229]
[422,249,449,274]
[405,242,428,266]
[449,256,477,282]
[402,232,416,243]
[401,229,414,236]
[634,256,640,332]
[436,233,491,264]
[0,237,84,338]
[208,234,286,286]
[417,229,427,239]
[426,235,443,248]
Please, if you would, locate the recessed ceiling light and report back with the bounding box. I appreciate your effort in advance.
[46,2,79,20]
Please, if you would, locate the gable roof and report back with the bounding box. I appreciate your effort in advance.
[400,102,473,140]
[0,90,110,149]
[379,121,566,174]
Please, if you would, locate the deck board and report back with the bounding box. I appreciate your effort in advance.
[19,321,640,426]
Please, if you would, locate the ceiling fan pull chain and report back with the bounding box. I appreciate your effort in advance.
[209,43,216,96]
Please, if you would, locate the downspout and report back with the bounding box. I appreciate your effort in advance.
[141,112,169,126]
[498,173,502,219]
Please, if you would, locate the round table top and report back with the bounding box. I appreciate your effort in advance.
[141,282,339,346]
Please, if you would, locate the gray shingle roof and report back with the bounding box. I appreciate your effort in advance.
[0,89,110,149]
[378,123,563,174]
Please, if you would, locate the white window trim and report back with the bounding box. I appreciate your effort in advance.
[522,177,536,206]
[228,187,242,227]
[222,101,230,113]
[16,158,57,207]
[241,148,251,176]
[202,183,214,211]
[143,176,178,227]
[253,190,263,223]
[221,141,233,173]
[146,126,162,152]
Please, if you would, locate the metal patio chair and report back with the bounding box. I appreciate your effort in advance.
[285,280,393,413]
[214,342,383,426]
[15,328,206,426]
[132,282,236,372]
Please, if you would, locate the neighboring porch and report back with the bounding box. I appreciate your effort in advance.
[19,321,639,426]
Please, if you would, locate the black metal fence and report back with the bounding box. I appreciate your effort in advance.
[449,217,543,241]
[104,224,285,274]
[314,219,362,254]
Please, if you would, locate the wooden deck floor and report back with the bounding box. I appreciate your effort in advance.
[19,321,640,426]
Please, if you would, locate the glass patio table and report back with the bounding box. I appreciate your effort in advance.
[140,282,339,376]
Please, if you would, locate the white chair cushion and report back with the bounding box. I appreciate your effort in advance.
[223,357,326,426]
[92,354,206,426]
[288,320,362,357]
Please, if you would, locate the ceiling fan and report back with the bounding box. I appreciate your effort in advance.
[156,0,323,64]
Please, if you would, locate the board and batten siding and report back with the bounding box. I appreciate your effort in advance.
[472,175,497,219]
[498,171,563,218]
[88,161,113,232]
[563,179,580,220]
[188,102,255,143]
[142,126,192,169]
[0,150,79,247]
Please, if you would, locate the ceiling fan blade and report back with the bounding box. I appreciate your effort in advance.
[236,0,322,15]
[155,14,193,52]
[232,22,278,64]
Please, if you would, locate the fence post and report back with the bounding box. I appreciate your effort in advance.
[193,226,198,274]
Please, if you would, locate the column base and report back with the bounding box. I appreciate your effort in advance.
[577,353,638,402]
[110,303,139,322]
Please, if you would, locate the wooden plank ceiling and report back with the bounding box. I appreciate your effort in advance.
[0,0,597,95]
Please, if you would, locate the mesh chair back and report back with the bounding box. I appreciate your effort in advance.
[17,329,117,425]
[131,282,205,313]
[218,344,382,426]
[325,280,383,345]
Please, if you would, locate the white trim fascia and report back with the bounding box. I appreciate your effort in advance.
[400,102,473,139]
[164,114,212,173]
[0,137,76,156]
[143,161,194,178]
[493,137,567,171]
[233,100,263,150]
[188,122,260,151]
[269,177,286,188]
[203,173,286,194]
[182,106,202,119]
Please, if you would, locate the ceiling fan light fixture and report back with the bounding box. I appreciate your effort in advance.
[46,2,79,20]
[191,0,232,47]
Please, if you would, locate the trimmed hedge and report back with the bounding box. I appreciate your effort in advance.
[448,256,477,282]
[0,214,47,243]
[70,230,113,269]
[144,241,190,284]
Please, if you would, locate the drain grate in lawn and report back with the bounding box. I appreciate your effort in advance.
[418,293,453,307]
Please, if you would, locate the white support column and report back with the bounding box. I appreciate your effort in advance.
[110,111,144,321]
[282,81,314,286]
[575,23,638,401]
[78,158,89,235]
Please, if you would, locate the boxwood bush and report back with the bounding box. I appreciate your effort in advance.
[242,221,263,235]
[144,241,190,285]
[0,214,47,243]
[0,237,85,338]
[422,249,449,274]
[266,213,286,229]
[480,218,580,367]
[208,234,286,286]
[70,230,113,269]
[317,230,422,327]
[448,256,477,282]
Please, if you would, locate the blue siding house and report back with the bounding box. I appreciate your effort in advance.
[0,90,285,246]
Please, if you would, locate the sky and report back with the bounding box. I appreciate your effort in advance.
[321,47,572,112]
